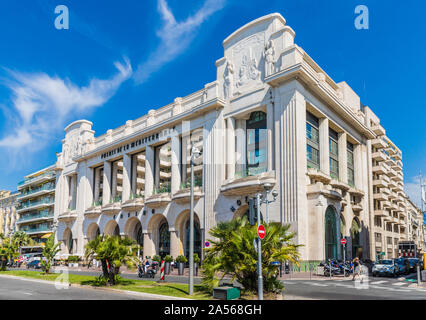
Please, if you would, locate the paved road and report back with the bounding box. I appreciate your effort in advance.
[282,277,426,300]
[0,276,158,300]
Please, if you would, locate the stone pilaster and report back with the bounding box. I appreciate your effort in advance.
[319,117,330,175]
[122,153,132,201]
[226,117,235,180]
[145,146,154,198]
[102,161,111,206]
[171,135,181,194]
[338,132,348,183]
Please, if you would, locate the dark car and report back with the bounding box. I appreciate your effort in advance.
[393,258,410,275]
[406,258,421,273]
[26,260,41,269]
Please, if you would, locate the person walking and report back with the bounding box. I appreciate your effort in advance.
[352,257,363,282]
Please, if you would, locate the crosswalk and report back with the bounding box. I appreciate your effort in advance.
[286,279,426,293]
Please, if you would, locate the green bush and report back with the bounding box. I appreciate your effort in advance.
[164,255,174,263]
[176,255,188,263]
[67,255,80,263]
[152,255,161,263]
[193,253,201,264]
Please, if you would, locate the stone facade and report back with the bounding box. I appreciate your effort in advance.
[52,13,422,262]
[0,191,18,237]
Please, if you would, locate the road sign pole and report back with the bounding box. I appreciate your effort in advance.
[343,244,346,277]
[256,194,263,300]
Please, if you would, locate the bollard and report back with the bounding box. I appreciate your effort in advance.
[329,261,332,279]
[160,260,165,281]
[417,264,421,286]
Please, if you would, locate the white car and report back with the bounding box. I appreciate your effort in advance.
[372,259,399,277]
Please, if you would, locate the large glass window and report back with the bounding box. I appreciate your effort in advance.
[182,128,204,189]
[154,142,171,194]
[111,159,123,202]
[329,128,339,179]
[347,142,355,187]
[158,221,170,258]
[93,166,104,205]
[306,112,320,169]
[246,111,267,176]
[131,151,145,198]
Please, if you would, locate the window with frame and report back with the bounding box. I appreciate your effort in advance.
[329,128,339,179]
[246,111,267,176]
[306,112,320,169]
[347,142,355,187]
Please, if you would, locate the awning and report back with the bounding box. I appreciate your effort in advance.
[41,233,53,239]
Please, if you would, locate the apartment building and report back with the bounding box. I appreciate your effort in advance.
[16,165,56,247]
[0,190,18,237]
[52,13,417,262]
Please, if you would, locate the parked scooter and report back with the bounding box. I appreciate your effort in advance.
[323,260,341,276]
[138,264,157,278]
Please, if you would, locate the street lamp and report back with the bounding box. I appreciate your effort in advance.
[189,146,201,295]
[261,183,278,223]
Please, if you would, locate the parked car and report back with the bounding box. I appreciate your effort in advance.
[372,259,399,277]
[393,258,410,275]
[406,258,421,273]
[26,260,41,269]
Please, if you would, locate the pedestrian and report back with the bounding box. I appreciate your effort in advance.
[144,259,149,274]
[352,257,363,282]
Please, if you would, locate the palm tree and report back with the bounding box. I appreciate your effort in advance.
[41,233,61,274]
[85,235,140,285]
[12,231,33,254]
[201,217,301,294]
[0,237,18,270]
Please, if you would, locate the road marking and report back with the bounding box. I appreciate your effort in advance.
[21,292,33,295]
[392,282,407,286]
[371,280,387,284]
[334,283,353,288]
[302,282,329,287]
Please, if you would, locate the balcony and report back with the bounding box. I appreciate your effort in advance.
[85,200,102,218]
[306,168,331,185]
[371,124,386,136]
[373,178,388,188]
[385,146,396,156]
[20,225,53,235]
[16,210,53,225]
[58,209,78,222]
[372,163,389,175]
[121,194,144,212]
[307,183,342,201]
[17,183,55,201]
[18,172,55,190]
[102,196,122,215]
[374,209,387,217]
[221,169,276,197]
[352,202,363,213]
[173,187,204,205]
[372,152,386,162]
[145,193,172,208]
[17,198,55,213]
[330,179,350,192]
[373,193,387,201]
[394,153,402,161]
[372,138,387,149]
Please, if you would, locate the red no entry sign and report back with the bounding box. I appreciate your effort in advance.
[340,238,347,245]
[258,224,266,239]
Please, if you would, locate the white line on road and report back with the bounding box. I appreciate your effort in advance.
[392,282,407,286]
[20,292,33,295]
[371,280,388,284]
[334,283,353,288]
[302,282,329,287]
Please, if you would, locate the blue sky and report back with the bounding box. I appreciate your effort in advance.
[0,0,424,206]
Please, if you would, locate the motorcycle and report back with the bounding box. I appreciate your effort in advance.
[138,264,157,278]
[323,260,341,276]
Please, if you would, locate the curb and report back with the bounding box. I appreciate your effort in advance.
[0,274,190,300]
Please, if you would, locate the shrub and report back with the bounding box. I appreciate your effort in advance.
[176,255,188,263]
[152,255,162,263]
[193,253,201,264]
[164,255,174,263]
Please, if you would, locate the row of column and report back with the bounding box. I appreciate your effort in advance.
[101,135,184,206]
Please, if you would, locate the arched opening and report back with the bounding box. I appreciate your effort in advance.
[86,223,100,241]
[184,219,202,259]
[125,217,143,246]
[324,206,338,260]
[233,204,264,222]
[175,210,202,260]
[104,220,120,236]
[158,221,170,258]
[63,228,73,254]
[246,111,267,176]
[351,218,362,259]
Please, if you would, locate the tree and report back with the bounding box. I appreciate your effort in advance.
[201,217,301,294]
[41,233,61,274]
[85,235,140,285]
[0,237,18,270]
[12,231,34,254]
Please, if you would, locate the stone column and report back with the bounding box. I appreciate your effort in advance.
[111,162,118,198]
[338,132,348,183]
[354,144,363,189]
[143,232,154,258]
[319,117,330,175]
[169,229,179,259]
[235,119,246,175]
[181,135,189,183]
[226,117,235,180]
[145,146,154,198]
[171,135,181,194]
[122,154,132,202]
[103,161,112,206]
[267,102,274,172]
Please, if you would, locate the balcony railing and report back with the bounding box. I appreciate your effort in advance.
[153,183,171,194]
[18,172,55,187]
[234,166,267,179]
[17,197,55,210]
[20,224,53,234]
[18,209,53,222]
[180,176,202,190]
[18,183,55,198]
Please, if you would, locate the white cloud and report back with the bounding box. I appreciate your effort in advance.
[134,0,225,84]
[404,175,423,209]
[0,58,132,150]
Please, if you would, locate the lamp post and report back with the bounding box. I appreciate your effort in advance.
[189,146,201,295]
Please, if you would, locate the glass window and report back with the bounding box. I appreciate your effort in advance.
[329,129,339,179]
[246,111,267,176]
[154,141,172,194]
[347,142,355,187]
[182,128,204,188]
[131,151,145,198]
[306,111,320,169]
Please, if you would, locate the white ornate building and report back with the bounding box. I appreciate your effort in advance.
[0,191,18,237]
[53,13,421,263]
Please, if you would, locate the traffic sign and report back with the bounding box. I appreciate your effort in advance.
[204,241,210,248]
[340,238,347,245]
[258,224,266,239]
